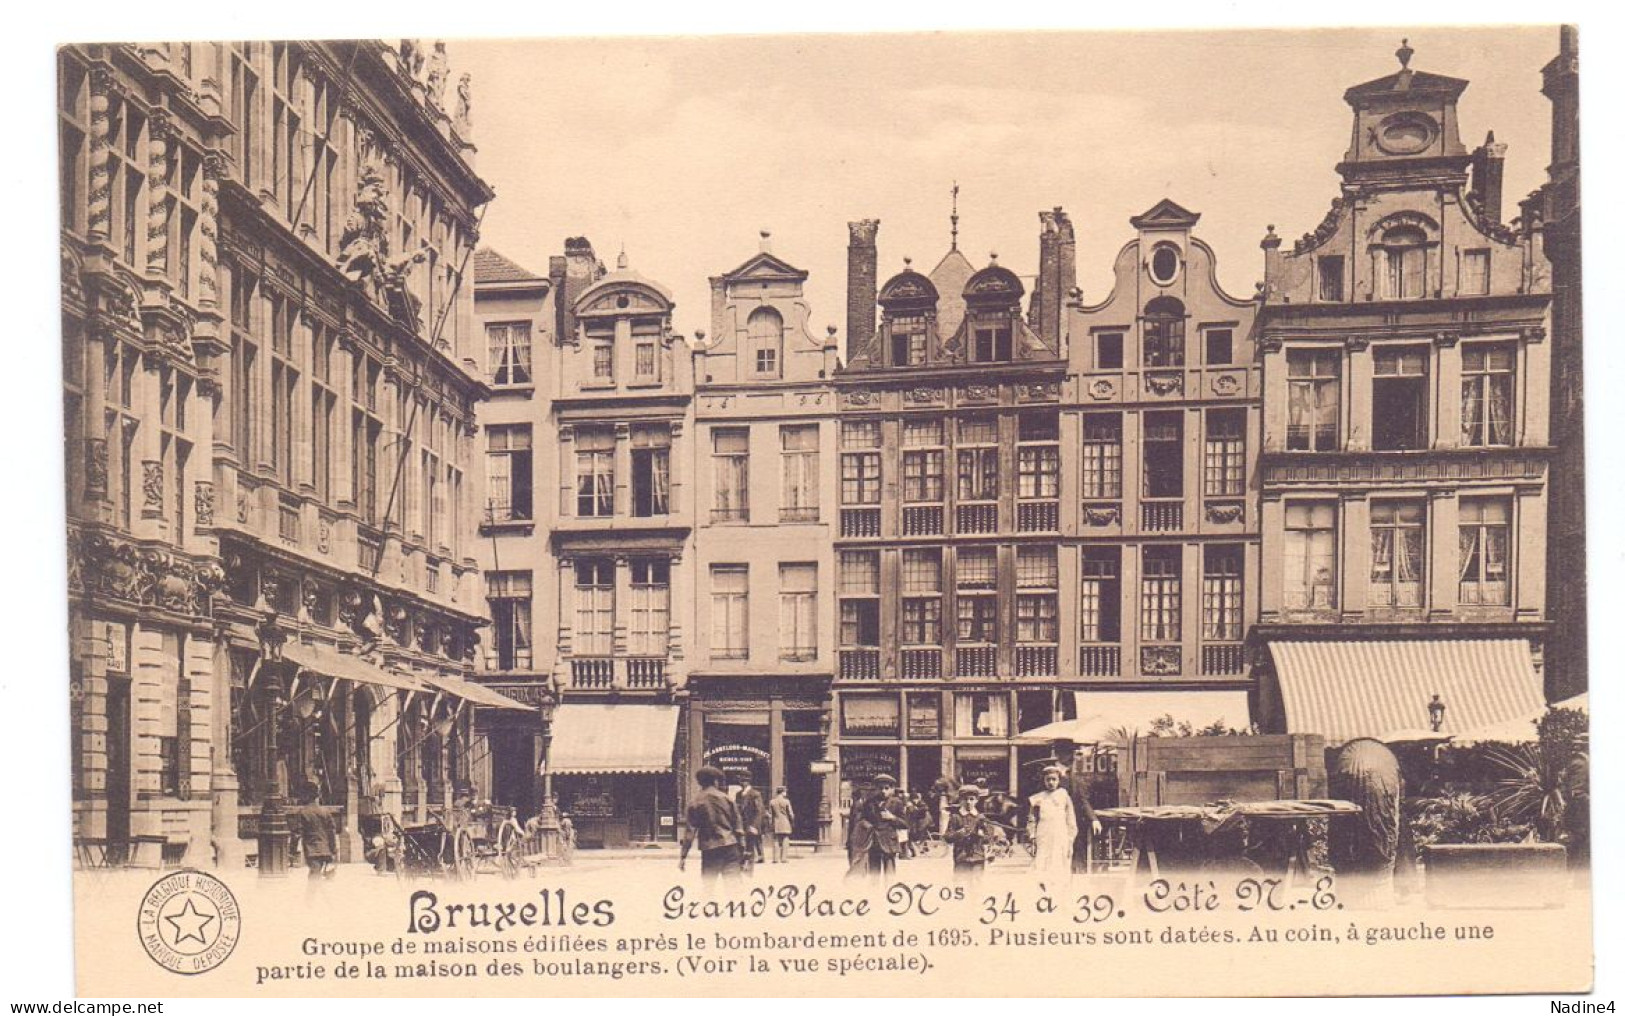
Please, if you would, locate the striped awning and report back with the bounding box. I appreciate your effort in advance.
[416,672,537,712]
[548,703,679,775]
[1267,639,1544,745]
[282,642,424,694]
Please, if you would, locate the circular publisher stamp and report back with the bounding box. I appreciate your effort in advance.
[136,869,241,975]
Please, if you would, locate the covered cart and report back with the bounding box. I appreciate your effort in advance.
[1092,799,1361,883]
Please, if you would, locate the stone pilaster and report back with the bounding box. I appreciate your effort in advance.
[145,111,174,279]
[87,66,114,244]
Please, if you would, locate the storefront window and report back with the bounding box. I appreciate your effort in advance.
[954,692,1009,738]
[841,694,900,738]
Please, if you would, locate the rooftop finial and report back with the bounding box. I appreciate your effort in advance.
[950,181,960,252]
[988,251,998,263]
[616,246,628,270]
[759,229,772,254]
[1397,38,1414,70]
[903,256,913,268]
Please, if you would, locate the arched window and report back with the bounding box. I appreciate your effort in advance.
[748,307,783,378]
[1378,225,1428,300]
[1142,296,1185,367]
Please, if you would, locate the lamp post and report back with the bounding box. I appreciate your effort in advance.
[256,614,291,877]
[533,707,561,861]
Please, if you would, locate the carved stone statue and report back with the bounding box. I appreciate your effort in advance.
[335,163,427,328]
[454,73,473,133]
[426,42,449,108]
[398,39,425,80]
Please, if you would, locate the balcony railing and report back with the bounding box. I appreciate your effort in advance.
[956,502,998,534]
[901,647,942,680]
[956,645,998,678]
[1078,644,1121,677]
[779,506,820,524]
[903,504,943,536]
[1017,500,1059,533]
[1201,644,1247,676]
[839,648,880,681]
[840,507,881,538]
[626,657,668,688]
[1142,500,1183,532]
[1015,644,1058,677]
[570,658,615,689]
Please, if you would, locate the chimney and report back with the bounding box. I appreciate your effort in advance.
[1471,131,1508,225]
[1260,225,1283,300]
[559,237,598,344]
[846,219,880,366]
[549,254,567,346]
[1032,207,1076,349]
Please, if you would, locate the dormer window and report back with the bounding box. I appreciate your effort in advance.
[1377,225,1428,300]
[632,318,662,381]
[1148,243,1181,286]
[585,320,614,381]
[972,320,1012,362]
[1142,297,1186,367]
[889,315,927,367]
[747,307,783,379]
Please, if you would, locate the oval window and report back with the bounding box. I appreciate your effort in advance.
[1150,245,1180,285]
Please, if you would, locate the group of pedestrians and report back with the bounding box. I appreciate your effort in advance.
[678,767,796,879]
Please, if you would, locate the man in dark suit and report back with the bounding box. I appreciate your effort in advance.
[1053,740,1103,873]
[735,774,767,865]
[847,773,907,878]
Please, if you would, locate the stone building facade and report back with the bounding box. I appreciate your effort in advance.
[689,232,841,844]
[61,40,527,870]
[1251,43,1552,742]
[1064,199,1260,730]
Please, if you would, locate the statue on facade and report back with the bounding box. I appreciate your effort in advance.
[398,39,425,80]
[426,42,450,109]
[336,164,427,329]
[454,73,473,134]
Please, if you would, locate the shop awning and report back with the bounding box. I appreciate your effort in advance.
[548,703,679,775]
[1051,690,1252,741]
[282,642,424,694]
[417,672,538,712]
[1267,639,1544,745]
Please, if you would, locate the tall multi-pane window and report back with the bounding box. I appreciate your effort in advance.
[748,307,783,379]
[903,419,945,502]
[1140,546,1182,642]
[168,146,200,299]
[229,44,257,188]
[901,549,942,645]
[840,421,882,505]
[1370,501,1426,608]
[268,294,297,487]
[1461,249,1491,296]
[632,318,661,381]
[487,322,532,386]
[780,425,820,522]
[158,632,188,798]
[1372,347,1430,451]
[105,340,140,531]
[1201,545,1244,640]
[352,356,383,525]
[1461,345,1515,447]
[586,321,614,381]
[712,428,750,522]
[1081,414,1123,498]
[573,560,615,656]
[956,548,998,643]
[629,559,671,656]
[711,565,749,660]
[1459,499,1512,606]
[487,571,533,670]
[1016,547,1059,643]
[230,270,257,454]
[1378,226,1428,300]
[1080,548,1122,642]
[1318,255,1345,302]
[158,365,192,542]
[972,318,1013,362]
[1142,297,1185,367]
[839,551,881,647]
[1204,409,1246,496]
[1286,350,1340,451]
[956,417,999,502]
[1284,502,1338,611]
[310,325,335,503]
[631,425,671,517]
[486,424,533,522]
[574,428,614,517]
[270,43,302,222]
[779,564,817,661]
[58,55,88,234]
[891,316,927,367]
[106,95,145,267]
[1143,412,1183,498]
[1017,413,1060,498]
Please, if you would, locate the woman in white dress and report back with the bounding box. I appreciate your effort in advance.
[1027,765,1078,875]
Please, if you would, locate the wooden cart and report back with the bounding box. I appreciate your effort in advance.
[1092,799,1362,884]
[370,804,527,880]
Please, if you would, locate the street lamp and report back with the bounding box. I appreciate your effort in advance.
[1428,694,1447,733]
[256,613,291,877]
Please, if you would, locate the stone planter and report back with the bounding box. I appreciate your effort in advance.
[1423,843,1568,909]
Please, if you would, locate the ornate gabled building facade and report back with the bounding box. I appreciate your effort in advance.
[832,215,1076,800]
[1064,199,1260,730]
[689,232,841,846]
[1252,43,1552,743]
[543,248,696,848]
[61,40,531,872]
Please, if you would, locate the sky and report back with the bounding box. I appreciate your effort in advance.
[450,26,1557,343]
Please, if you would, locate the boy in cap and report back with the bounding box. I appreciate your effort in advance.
[848,773,908,878]
[943,785,997,881]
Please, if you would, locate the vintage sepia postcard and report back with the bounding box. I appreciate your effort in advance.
[48,23,1597,999]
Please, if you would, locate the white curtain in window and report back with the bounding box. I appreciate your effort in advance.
[954,694,1009,738]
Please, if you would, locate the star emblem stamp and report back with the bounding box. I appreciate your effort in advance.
[136,870,241,975]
